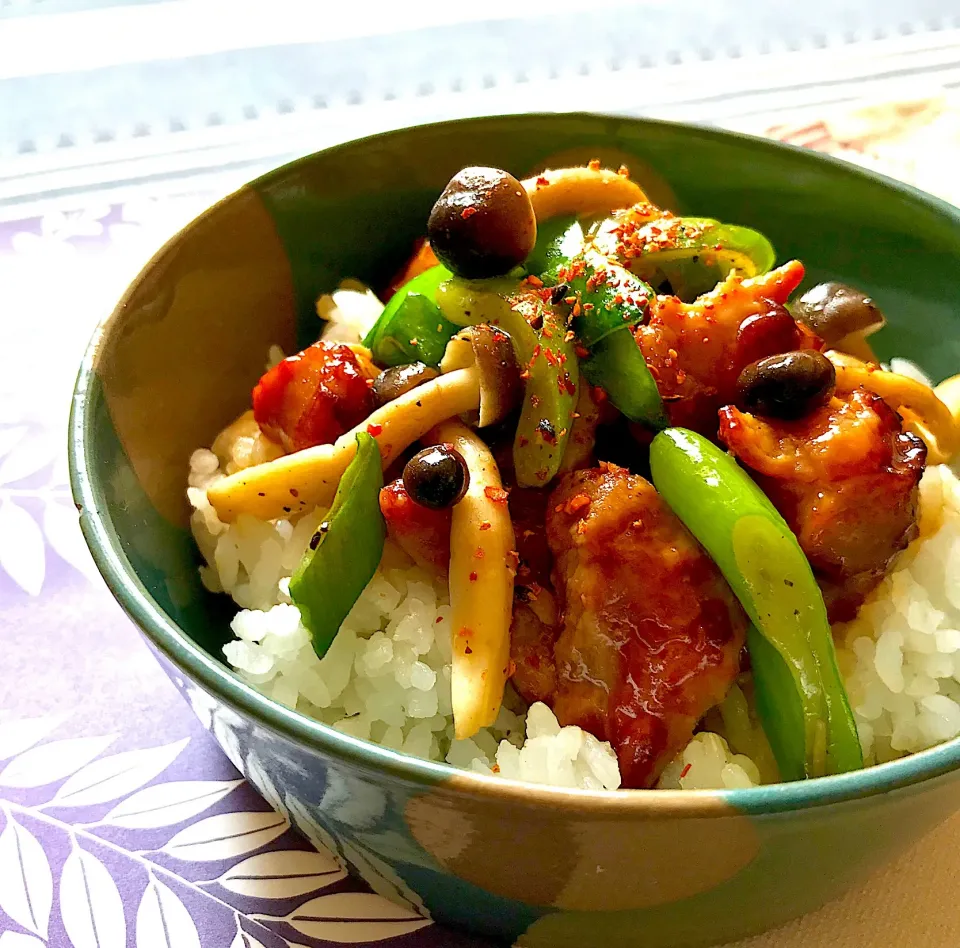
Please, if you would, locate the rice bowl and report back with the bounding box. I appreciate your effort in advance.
[70,113,960,948]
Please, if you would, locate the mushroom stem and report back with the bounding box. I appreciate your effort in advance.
[522,166,651,222]
[430,418,515,740]
[207,367,481,522]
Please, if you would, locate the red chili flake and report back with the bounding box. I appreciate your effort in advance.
[564,330,576,343]
[469,571,478,582]
[366,422,383,436]
[474,546,486,559]
[587,158,601,171]
[544,348,558,367]
[680,763,692,779]
[409,338,419,346]
[565,493,591,514]
[465,645,473,654]
[563,295,577,305]
[571,301,581,318]
[531,343,542,359]
[519,369,531,381]
[536,175,550,187]
[458,626,472,638]
[290,488,299,497]
[526,274,544,288]
[667,347,679,360]
[541,324,554,338]
[436,616,443,624]
[617,164,630,177]
[575,344,590,359]
[582,303,594,312]
[632,518,644,529]
[592,385,608,402]
[558,427,568,438]
[461,206,478,219]
[484,485,509,504]
[492,764,501,773]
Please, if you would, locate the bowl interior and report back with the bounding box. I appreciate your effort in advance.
[72,112,960,801]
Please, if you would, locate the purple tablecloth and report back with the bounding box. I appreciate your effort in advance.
[0,198,492,948]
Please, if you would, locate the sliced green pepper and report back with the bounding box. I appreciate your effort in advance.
[649,428,862,781]
[531,218,665,428]
[525,214,582,278]
[363,264,458,367]
[612,217,775,301]
[289,432,385,659]
[580,329,667,428]
[436,278,578,487]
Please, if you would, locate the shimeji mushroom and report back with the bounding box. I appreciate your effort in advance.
[793,283,887,363]
[207,327,521,523]
[429,416,516,740]
[522,165,651,222]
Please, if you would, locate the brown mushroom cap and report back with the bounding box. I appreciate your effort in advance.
[794,282,886,345]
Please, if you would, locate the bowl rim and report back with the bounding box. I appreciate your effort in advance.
[70,110,960,816]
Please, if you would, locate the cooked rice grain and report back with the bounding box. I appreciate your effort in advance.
[836,462,960,763]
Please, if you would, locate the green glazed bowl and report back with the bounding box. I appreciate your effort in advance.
[69,113,960,948]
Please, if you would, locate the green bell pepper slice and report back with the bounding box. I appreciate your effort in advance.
[363,264,458,367]
[649,427,863,781]
[289,432,386,659]
[534,218,650,346]
[580,328,667,428]
[436,278,578,487]
[616,217,776,301]
[530,218,665,428]
[525,214,583,277]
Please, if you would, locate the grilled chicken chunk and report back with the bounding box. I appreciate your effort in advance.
[545,465,748,788]
[719,387,926,622]
[379,479,451,573]
[635,261,813,436]
[253,340,374,453]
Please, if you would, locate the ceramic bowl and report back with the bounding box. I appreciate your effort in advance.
[69,113,960,948]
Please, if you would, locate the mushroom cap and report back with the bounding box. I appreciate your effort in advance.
[794,282,886,345]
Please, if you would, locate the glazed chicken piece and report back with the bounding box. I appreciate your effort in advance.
[546,465,748,788]
[508,487,560,706]
[719,387,926,622]
[635,260,815,436]
[379,479,451,574]
[253,340,375,453]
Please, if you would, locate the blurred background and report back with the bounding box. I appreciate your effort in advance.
[2,0,960,220]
